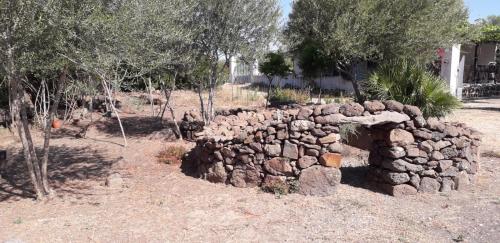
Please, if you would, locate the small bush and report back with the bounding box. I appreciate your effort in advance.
[156,145,187,164]
[339,123,360,143]
[364,59,461,118]
[269,87,310,105]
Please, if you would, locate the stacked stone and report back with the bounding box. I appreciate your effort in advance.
[189,100,482,197]
[367,101,482,197]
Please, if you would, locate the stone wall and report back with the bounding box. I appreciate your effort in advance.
[186,100,481,197]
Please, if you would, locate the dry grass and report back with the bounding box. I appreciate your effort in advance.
[156,145,187,164]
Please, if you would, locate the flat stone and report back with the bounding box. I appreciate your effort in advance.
[264,144,281,157]
[319,153,342,168]
[318,133,340,144]
[264,158,293,176]
[311,128,327,137]
[305,149,320,157]
[413,130,433,140]
[298,156,318,169]
[431,151,445,160]
[315,114,346,125]
[419,177,440,193]
[444,125,459,137]
[298,166,341,196]
[433,141,451,151]
[300,135,317,144]
[342,111,410,127]
[249,143,263,153]
[282,141,299,160]
[387,129,415,146]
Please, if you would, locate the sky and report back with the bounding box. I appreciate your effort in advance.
[280,0,500,23]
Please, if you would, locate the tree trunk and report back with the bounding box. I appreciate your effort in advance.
[266,77,273,108]
[40,67,67,194]
[207,61,218,122]
[101,77,127,147]
[318,75,323,104]
[148,77,155,116]
[339,64,364,103]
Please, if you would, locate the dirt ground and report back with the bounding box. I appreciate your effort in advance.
[0,87,499,243]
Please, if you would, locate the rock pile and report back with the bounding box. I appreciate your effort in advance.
[187,100,481,197]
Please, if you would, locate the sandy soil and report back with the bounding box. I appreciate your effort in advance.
[0,91,499,243]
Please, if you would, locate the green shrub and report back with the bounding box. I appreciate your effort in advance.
[364,59,461,118]
[269,87,310,105]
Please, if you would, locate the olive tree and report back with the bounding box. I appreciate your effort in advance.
[285,0,471,101]
[258,52,291,108]
[185,0,280,122]
[0,0,76,199]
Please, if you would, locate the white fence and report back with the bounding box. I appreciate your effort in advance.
[233,74,355,93]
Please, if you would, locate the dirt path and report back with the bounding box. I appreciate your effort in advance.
[1,97,499,243]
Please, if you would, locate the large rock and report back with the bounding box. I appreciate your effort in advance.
[363,100,385,113]
[403,105,422,117]
[297,107,313,120]
[321,104,341,115]
[264,158,293,176]
[419,177,440,193]
[298,165,341,196]
[206,162,227,183]
[383,100,404,112]
[282,141,299,160]
[319,153,342,168]
[105,173,124,189]
[340,103,365,117]
[382,171,411,185]
[264,144,281,157]
[387,129,415,146]
[290,120,315,131]
[426,117,445,132]
[230,166,261,188]
[298,156,318,169]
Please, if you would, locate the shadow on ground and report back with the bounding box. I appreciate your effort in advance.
[94,116,178,139]
[0,145,120,202]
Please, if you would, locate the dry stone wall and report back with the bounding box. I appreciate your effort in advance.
[186,100,482,197]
